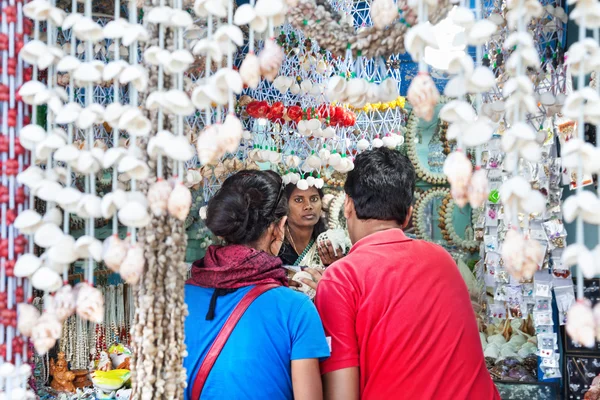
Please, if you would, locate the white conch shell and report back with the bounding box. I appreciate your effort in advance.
[168,183,192,221]
[119,65,149,92]
[221,114,243,154]
[562,244,597,278]
[406,73,439,122]
[52,285,76,323]
[14,254,42,278]
[164,135,195,162]
[566,299,596,348]
[31,266,62,292]
[34,222,64,248]
[120,245,145,285]
[118,107,151,137]
[118,202,151,228]
[17,303,40,338]
[501,229,542,280]
[14,210,43,234]
[562,190,600,224]
[467,169,489,208]
[147,179,173,217]
[259,39,284,82]
[31,313,62,355]
[297,179,309,190]
[196,125,222,165]
[404,22,437,62]
[118,156,150,180]
[75,283,104,323]
[47,234,78,265]
[103,235,129,274]
[101,189,128,219]
[75,235,103,262]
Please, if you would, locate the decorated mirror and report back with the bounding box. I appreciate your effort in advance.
[405,96,452,185]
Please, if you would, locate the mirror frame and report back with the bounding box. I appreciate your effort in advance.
[405,96,451,185]
[438,193,479,253]
[413,187,450,242]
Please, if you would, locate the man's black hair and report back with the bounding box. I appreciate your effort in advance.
[344,147,416,226]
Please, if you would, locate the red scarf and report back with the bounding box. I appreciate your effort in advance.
[187,244,288,289]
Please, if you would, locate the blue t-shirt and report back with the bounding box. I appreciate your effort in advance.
[183,284,330,400]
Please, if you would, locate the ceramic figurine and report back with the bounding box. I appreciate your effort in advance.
[49,352,76,393]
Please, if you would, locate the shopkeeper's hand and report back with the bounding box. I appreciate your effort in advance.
[299,268,323,291]
[318,240,344,266]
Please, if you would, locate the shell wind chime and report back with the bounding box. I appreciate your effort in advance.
[561,0,600,349]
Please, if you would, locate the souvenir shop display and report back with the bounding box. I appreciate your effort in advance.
[2,0,598,394]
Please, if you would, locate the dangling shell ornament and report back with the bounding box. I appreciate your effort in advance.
[52,285,77,323]
[443,151,472,208]
[259,39,284,82]
[75,283,104,323]
[103,235,129,273]
[501,229,542,280]
[406,72,440,121]
[467,168,489,208]
[566,299,596,348]
[120,244,145,285]
[17,303,40,338]
[31,313,62,355]
[168,182,193,221]
[147,179,174,217]
[239,52,261,89]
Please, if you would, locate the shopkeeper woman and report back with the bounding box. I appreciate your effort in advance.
[279,183,344,267]
[184,170,330,400]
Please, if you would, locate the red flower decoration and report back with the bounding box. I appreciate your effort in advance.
[286,105,303,122]
[268,101,285,122]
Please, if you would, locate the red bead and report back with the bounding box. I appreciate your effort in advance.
[15,187,25,205]
[14,138,25,156]
[4,209,15,225]
[0,239,8,258]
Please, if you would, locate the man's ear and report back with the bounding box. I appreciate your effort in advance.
[344,196,354,220]
[403,206,413,229]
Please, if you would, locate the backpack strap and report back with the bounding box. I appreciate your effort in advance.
[191,283,280,399]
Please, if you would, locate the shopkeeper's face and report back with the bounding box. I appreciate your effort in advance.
[287,187,322,229]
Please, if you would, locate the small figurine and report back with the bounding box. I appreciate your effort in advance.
[49,352,76,393]
[108,343,132,371]
[116,388,132,400]
[97,351,112,372]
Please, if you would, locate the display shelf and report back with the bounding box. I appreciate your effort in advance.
[495,381,560,400]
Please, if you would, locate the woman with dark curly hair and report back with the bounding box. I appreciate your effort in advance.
[184,170,329,400]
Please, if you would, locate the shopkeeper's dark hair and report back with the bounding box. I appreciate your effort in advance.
[284,181,327,240]
[345,147,415,226]
[206,170,287,244]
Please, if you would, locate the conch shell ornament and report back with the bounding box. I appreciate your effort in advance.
[407,72,440,122]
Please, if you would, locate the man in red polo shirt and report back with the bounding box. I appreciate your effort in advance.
[312,148,499,400]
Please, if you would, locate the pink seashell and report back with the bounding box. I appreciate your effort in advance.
[147,179,173,217]
[75,283,104,323]
[406,72,439,121]
[443,151,473,207]
[370,0,398,29]
[239,52,261,89]
[567,299,595,348]
[467,168,489,208]
[120,244,145,285]
[52,285,76,323]
[31,312,62,355]
[451,183,469,208]
[167,182,192,222]
[17,303,40,338]
[501,230,542,280]
[259,39,284,82]
[592,302,600,342]
[103,235,128,273]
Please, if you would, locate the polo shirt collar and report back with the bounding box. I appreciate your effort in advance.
[349,228,411,254]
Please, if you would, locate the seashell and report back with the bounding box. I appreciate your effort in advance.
[164,49,195,74]
[56,55,81,73]
[145,6,174,24]
[467,66,496,94]
[466,20,497,46]
[118,107,151,137]
[14,209,43,234]
[17,303,40,338]
[405,22,437,62]
[259,39,284,82]
[56,187,83,212]
[196,125,222,165]
[567,299,596,348]
[102,147,127,170]
[440,100,476,124]
[31,313,62,355]
[31,266,62,292]
[290,83,301,95]
[168,183,192,221]
[103,60,129,82]
[170,9,194,27]
[122,24,149,47]
[47,235,78,265]
[371,0,399,29]
[296,179,309,190]
[74,235,103,262]
[120,244,145,285]
[147,179,173,217]
[75,283,104,323]
[76,194,103,219]
[52,285,76,323]
[357,138,370,151]
[36,133,67,160]
[101,189,127,219]
[214,24,244,54]
[43,207,63,227]
[14,254,42,278]
[103,235,128,273]
[118,202,151,228]
[239,52,261,89]
[17,167,45,193]
[562,190,600,225]
[192,38,223,61]
[467,168,489,208]
[118,156,149,180]
[20,124,47,150]
[103,103,126,129]
[34,222,64,248]
[406,73,440,122]
[119,65,149,92]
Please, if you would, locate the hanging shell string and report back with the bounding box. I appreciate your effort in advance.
[575,16,587,299]
[474,0,482,168]
[113,0,121,235]
[596,27,600,248]
[128,0,138,245]
[177,0,184,180]
[156,0,165,179]
[204,14,213,126]
[84,0,96,283]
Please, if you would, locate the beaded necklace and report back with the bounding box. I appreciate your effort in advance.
[293,239,315,266]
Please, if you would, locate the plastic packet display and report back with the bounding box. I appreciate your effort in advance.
[542,219,567,250]
[489,303,507,319]
[555,285,575,326]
